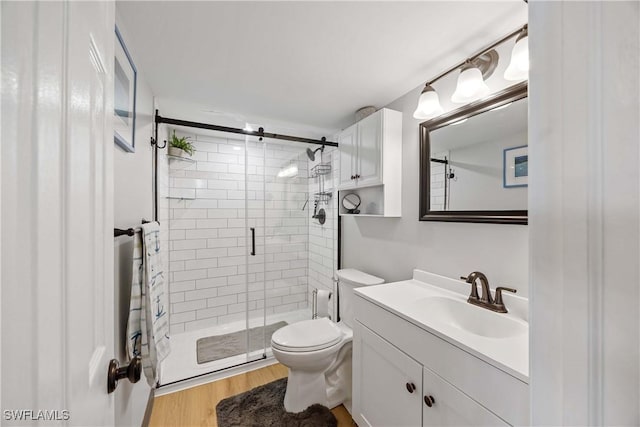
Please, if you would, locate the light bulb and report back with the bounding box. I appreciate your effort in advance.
[451,65,489,103]
[413,85,444,120]
[504,32,529,81]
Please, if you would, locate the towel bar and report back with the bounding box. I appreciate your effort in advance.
[114,219,155,238]
[114,228,137,237]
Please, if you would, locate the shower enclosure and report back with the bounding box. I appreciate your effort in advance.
[157,126,337,385]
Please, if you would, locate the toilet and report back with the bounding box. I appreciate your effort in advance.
[271,268,384,413]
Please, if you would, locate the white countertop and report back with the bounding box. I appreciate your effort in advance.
[354,269,529,383]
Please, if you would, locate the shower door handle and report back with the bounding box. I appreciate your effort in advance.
[250,227,256,256]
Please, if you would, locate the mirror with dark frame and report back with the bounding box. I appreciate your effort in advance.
[419,81,528,224]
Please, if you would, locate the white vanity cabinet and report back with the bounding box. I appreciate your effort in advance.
[353,322,423,427]
[353,290,529,427]
[337,108,402,216]
[422,365,508,427]
[354,321,508,427]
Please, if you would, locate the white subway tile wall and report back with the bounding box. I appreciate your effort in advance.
[164,131,317,334]
[308,148,338,320]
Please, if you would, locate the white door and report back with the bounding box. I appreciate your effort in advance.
[1,2,116,425]
[422,367,508,427]
[338,123,358,189]
[355,110,382,187]
[352,322,423,427]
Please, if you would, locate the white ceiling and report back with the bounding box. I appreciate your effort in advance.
[117,1,527,133]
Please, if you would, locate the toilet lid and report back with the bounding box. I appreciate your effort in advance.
[271,318,343,352]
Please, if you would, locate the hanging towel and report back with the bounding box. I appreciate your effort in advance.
[126,221,171,386]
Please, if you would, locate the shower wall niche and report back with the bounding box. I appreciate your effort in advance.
[165,131,311,334]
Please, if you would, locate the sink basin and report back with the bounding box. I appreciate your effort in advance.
[411,296,527,339]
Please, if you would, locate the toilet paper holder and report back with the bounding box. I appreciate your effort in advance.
[312,288,332,319]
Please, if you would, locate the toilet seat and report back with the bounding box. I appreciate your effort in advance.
[271,318,343,353]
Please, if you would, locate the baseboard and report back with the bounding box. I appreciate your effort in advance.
[141,388,155,427]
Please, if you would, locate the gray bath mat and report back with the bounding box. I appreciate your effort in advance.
[196,322,287,364]
[216,378,337,427]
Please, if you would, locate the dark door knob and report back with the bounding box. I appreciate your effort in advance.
[424,395,436,407]
[405,382,416,393]
[108,356,142,393]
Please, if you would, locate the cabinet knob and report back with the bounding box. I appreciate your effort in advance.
[405,382,416,393]
[355,174,360,179]
[350,175,355,180]
[424,395,435,407]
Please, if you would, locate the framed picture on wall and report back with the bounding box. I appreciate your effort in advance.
[503,145,528,188]
[114,25,137,153]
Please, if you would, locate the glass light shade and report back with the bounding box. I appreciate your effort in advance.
[413,85,444,120]
[504,34,529,81]
[451,66,490,103]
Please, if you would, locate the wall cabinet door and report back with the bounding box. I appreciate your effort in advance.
[422,367,509,427]
[355,110,382,187]
[353,322,423,427]
[338,123,358,189]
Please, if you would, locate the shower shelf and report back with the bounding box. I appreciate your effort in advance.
[314,191,332,204]
[167,154,196,169]
[310,163,331,178]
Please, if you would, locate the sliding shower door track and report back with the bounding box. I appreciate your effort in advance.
[156,354,270,390]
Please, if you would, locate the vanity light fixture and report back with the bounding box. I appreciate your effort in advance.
[451,62,491,103]
[413,24,528,120]
[504,27,529,81]
[413,84,444,120]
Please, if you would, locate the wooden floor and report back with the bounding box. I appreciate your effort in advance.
[149,363,354,427]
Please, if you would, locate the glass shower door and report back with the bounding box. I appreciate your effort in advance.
[162,131,267,384]
[244,135,267,362]
[262,140,311,342]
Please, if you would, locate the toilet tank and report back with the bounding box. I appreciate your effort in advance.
[336,268,384,327]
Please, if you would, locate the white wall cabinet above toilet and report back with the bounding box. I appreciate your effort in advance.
[337,108,402,217]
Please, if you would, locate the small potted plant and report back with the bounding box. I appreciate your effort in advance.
[168,130,195,158]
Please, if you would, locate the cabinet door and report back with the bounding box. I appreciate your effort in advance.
[338,123,357,189]
[356,110,382,187]
[422,367,509,427]
[353,322,423,427]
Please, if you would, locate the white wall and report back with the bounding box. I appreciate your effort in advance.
[529,1,639,424]
[341,38,529,295]
[113,13,154,427]
[446,131,528,211]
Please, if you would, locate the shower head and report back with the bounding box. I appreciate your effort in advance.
[306,145,325,161]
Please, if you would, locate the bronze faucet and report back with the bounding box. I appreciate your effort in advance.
[460,272,516,313]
